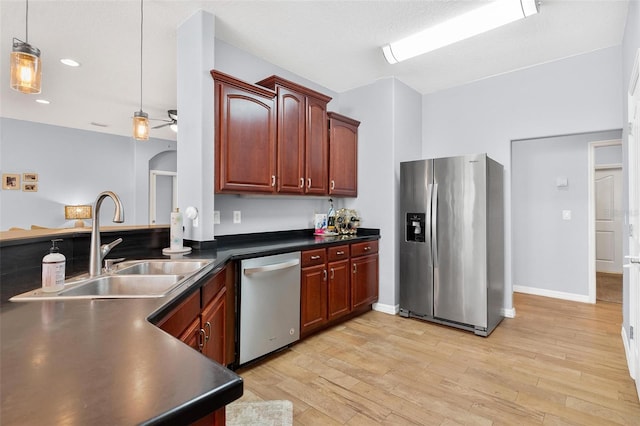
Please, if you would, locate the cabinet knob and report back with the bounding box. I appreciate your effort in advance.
[330,268,335,280]
[331,180,335,190]
[336,251,345,255]
[310,255,321,260]
[364,246,371,251]
[323,269,327,281]
[198,329,206,351]
[353,264,357,274]
[271,175,276,187]
[300,177,304,188]
[307,178,312,189]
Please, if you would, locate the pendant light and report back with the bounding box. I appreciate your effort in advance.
[132,0,149,141]
[10,0,41,94]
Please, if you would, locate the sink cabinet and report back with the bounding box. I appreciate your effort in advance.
[328,112,360,197]
[256,76,332,195]
[157,265,235,425]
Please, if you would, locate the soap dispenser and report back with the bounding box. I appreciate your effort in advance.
[42,239,65,292]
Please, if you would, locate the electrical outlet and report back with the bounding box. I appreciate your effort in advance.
[213,211,220,225]
[233,211,241,224]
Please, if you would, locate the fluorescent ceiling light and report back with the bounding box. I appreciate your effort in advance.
[382,0,539,64]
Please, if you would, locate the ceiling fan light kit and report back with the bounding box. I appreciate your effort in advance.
[10,0,42,94]
[382,0,539,64]
[132,0,149,141]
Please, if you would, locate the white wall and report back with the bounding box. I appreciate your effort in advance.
[422,46,623,311]
[339,78,422,311]
[0,118,176,230]
[595,144,623,165]
[512,130,622,300]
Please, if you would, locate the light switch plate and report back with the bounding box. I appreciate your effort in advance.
[233,211,241,224]
[213,211,220,225]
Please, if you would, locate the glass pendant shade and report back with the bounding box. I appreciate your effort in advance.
[133,111,149,140]
[10,39,41,94]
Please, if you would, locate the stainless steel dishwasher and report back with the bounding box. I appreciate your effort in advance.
[239,251,301,365]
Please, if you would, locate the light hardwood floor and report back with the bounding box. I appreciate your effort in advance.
[235,293,640,425]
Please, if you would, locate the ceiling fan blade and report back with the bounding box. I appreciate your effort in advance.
[152,122,172,129]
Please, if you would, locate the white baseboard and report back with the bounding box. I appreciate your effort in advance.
[502,307,516,318]
[373,302,398,315]
[622,325,636,380]
[513,285,591,303]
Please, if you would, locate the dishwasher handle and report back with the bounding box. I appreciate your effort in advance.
[243,258,300,276]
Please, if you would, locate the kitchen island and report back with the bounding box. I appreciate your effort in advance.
[0,228,379,424]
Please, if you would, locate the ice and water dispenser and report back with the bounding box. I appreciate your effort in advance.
[406,213,426,242]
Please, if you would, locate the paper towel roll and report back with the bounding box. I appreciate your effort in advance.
[170,209,183,250]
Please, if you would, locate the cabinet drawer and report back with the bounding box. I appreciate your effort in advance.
[328,245,350,261]
[301,248,326,267]
[202,268,226,307]
[351,240,378,257]
[157,290,200,338]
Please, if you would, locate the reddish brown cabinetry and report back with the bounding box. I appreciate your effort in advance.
[328,112,360,197]
[212,70,277,194]
[156,265,235,425]
[300,241,377,338]
[350,240,379,310]
[256,76,332,195]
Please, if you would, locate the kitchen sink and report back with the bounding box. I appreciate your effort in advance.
[113,260,210,276]
[57,275,184,298]
[9,259,214,301]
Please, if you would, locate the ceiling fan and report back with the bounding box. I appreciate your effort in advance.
[151,109,178,133]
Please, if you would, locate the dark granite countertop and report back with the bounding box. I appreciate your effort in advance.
[0,229,379,425]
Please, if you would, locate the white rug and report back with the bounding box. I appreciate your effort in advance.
[226,400,293,426]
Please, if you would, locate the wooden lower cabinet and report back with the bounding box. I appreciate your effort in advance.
[157,265,234,426]
[301,242,377,337]
[350,240,379,310]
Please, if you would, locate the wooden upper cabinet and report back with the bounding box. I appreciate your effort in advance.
[212,70,277,194]
[328,112,360,197]
[256,76,331,195]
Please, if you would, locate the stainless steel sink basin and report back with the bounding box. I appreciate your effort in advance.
[9,259,214,301]
[57,275,184,298]
[113,260,210,276]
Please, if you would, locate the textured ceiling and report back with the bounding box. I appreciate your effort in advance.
[0,0,629,141]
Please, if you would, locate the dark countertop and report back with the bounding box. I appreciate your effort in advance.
[0,230,379,425]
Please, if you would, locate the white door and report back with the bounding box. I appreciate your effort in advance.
[627,48,640,401]
[149,170,178,225]
[595,167,623,273]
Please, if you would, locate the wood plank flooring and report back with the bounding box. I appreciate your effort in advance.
[235,293,640,425]
[597,272,623,304]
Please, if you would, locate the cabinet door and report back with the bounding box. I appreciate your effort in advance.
[202,287,226,365]
[300,264,327,335]
[351,254,379,310]
[214,78,277,193]
[276,87,306,194]
[328,259,350,321]
[305,96,328,195]
[178,317,204,353]
[328,113,360,197]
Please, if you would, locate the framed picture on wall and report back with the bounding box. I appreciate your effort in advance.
[23,183,38,192]
[2,174,20,190]
[23,173,38,182]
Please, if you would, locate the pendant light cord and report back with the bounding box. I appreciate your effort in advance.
[139,0,144,111]
[25,0,29,42]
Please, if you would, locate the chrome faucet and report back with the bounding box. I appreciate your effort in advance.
[89,191,125,277]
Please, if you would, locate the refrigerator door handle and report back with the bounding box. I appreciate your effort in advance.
[431,183,438,265]
[426,183,433,255]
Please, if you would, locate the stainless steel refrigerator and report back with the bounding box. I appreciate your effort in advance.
[399,153,504,336]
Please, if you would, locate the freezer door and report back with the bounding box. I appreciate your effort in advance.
[433,154,487,327]
[399,159,434,317]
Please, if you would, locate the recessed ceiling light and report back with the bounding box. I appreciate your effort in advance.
[35,99,50,104]
[60,58,80,67]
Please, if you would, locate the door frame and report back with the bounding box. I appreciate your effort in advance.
[149,170,177,225]
[587,139,622,304]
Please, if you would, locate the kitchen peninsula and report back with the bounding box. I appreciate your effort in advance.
[0,227,380,424]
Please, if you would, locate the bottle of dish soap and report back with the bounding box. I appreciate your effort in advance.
[42,239,65,292]
[327,198,336,233]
